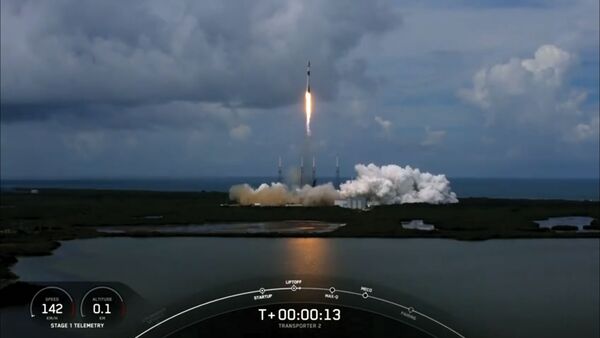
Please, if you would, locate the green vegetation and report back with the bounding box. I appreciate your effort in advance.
[1,188,599,287]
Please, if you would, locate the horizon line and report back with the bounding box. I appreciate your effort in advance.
[1,176,599,181]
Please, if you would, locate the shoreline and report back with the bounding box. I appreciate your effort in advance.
[1,188,599,290]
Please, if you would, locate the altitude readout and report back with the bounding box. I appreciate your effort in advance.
[80,286,126,327]
[258,308,341,321]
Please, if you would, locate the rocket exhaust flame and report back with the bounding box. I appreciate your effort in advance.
[305,91,312,136]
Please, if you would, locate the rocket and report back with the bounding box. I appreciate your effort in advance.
[304,61,313,137]
[306,61,311,93]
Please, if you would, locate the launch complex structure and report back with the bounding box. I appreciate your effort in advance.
[277,155,340,188]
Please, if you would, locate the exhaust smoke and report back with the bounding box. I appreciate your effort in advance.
[229,163,458,206]
[340,164,458,205]
[229,182,339,206]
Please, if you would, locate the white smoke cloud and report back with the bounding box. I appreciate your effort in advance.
[340,164,458,204]
[229,163,458,206]
[229,182,340,206]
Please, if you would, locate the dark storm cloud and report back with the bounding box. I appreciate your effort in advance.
[1,0,399,122]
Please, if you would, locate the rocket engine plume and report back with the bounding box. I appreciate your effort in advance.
[305,91,312,136]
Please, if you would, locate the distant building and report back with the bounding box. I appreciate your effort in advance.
[334,197,368,210]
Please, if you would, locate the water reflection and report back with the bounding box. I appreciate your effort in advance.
[283,238,332,275]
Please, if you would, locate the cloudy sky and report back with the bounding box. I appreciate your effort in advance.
[1,0,598,178]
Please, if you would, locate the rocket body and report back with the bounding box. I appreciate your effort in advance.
[306,61,311,93]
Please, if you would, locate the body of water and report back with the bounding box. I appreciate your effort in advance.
[1,177,599,200]
[9,237,600,338]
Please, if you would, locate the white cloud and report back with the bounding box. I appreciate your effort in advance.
[459,44,595,141]
[374,116,392,134]
[229,124,251,140]
[459,44,573,111]
[566,116,600,143]
[521,45,572,84]
[421,126,447,147]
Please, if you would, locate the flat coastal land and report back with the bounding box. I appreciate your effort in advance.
[1,188,599,288]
